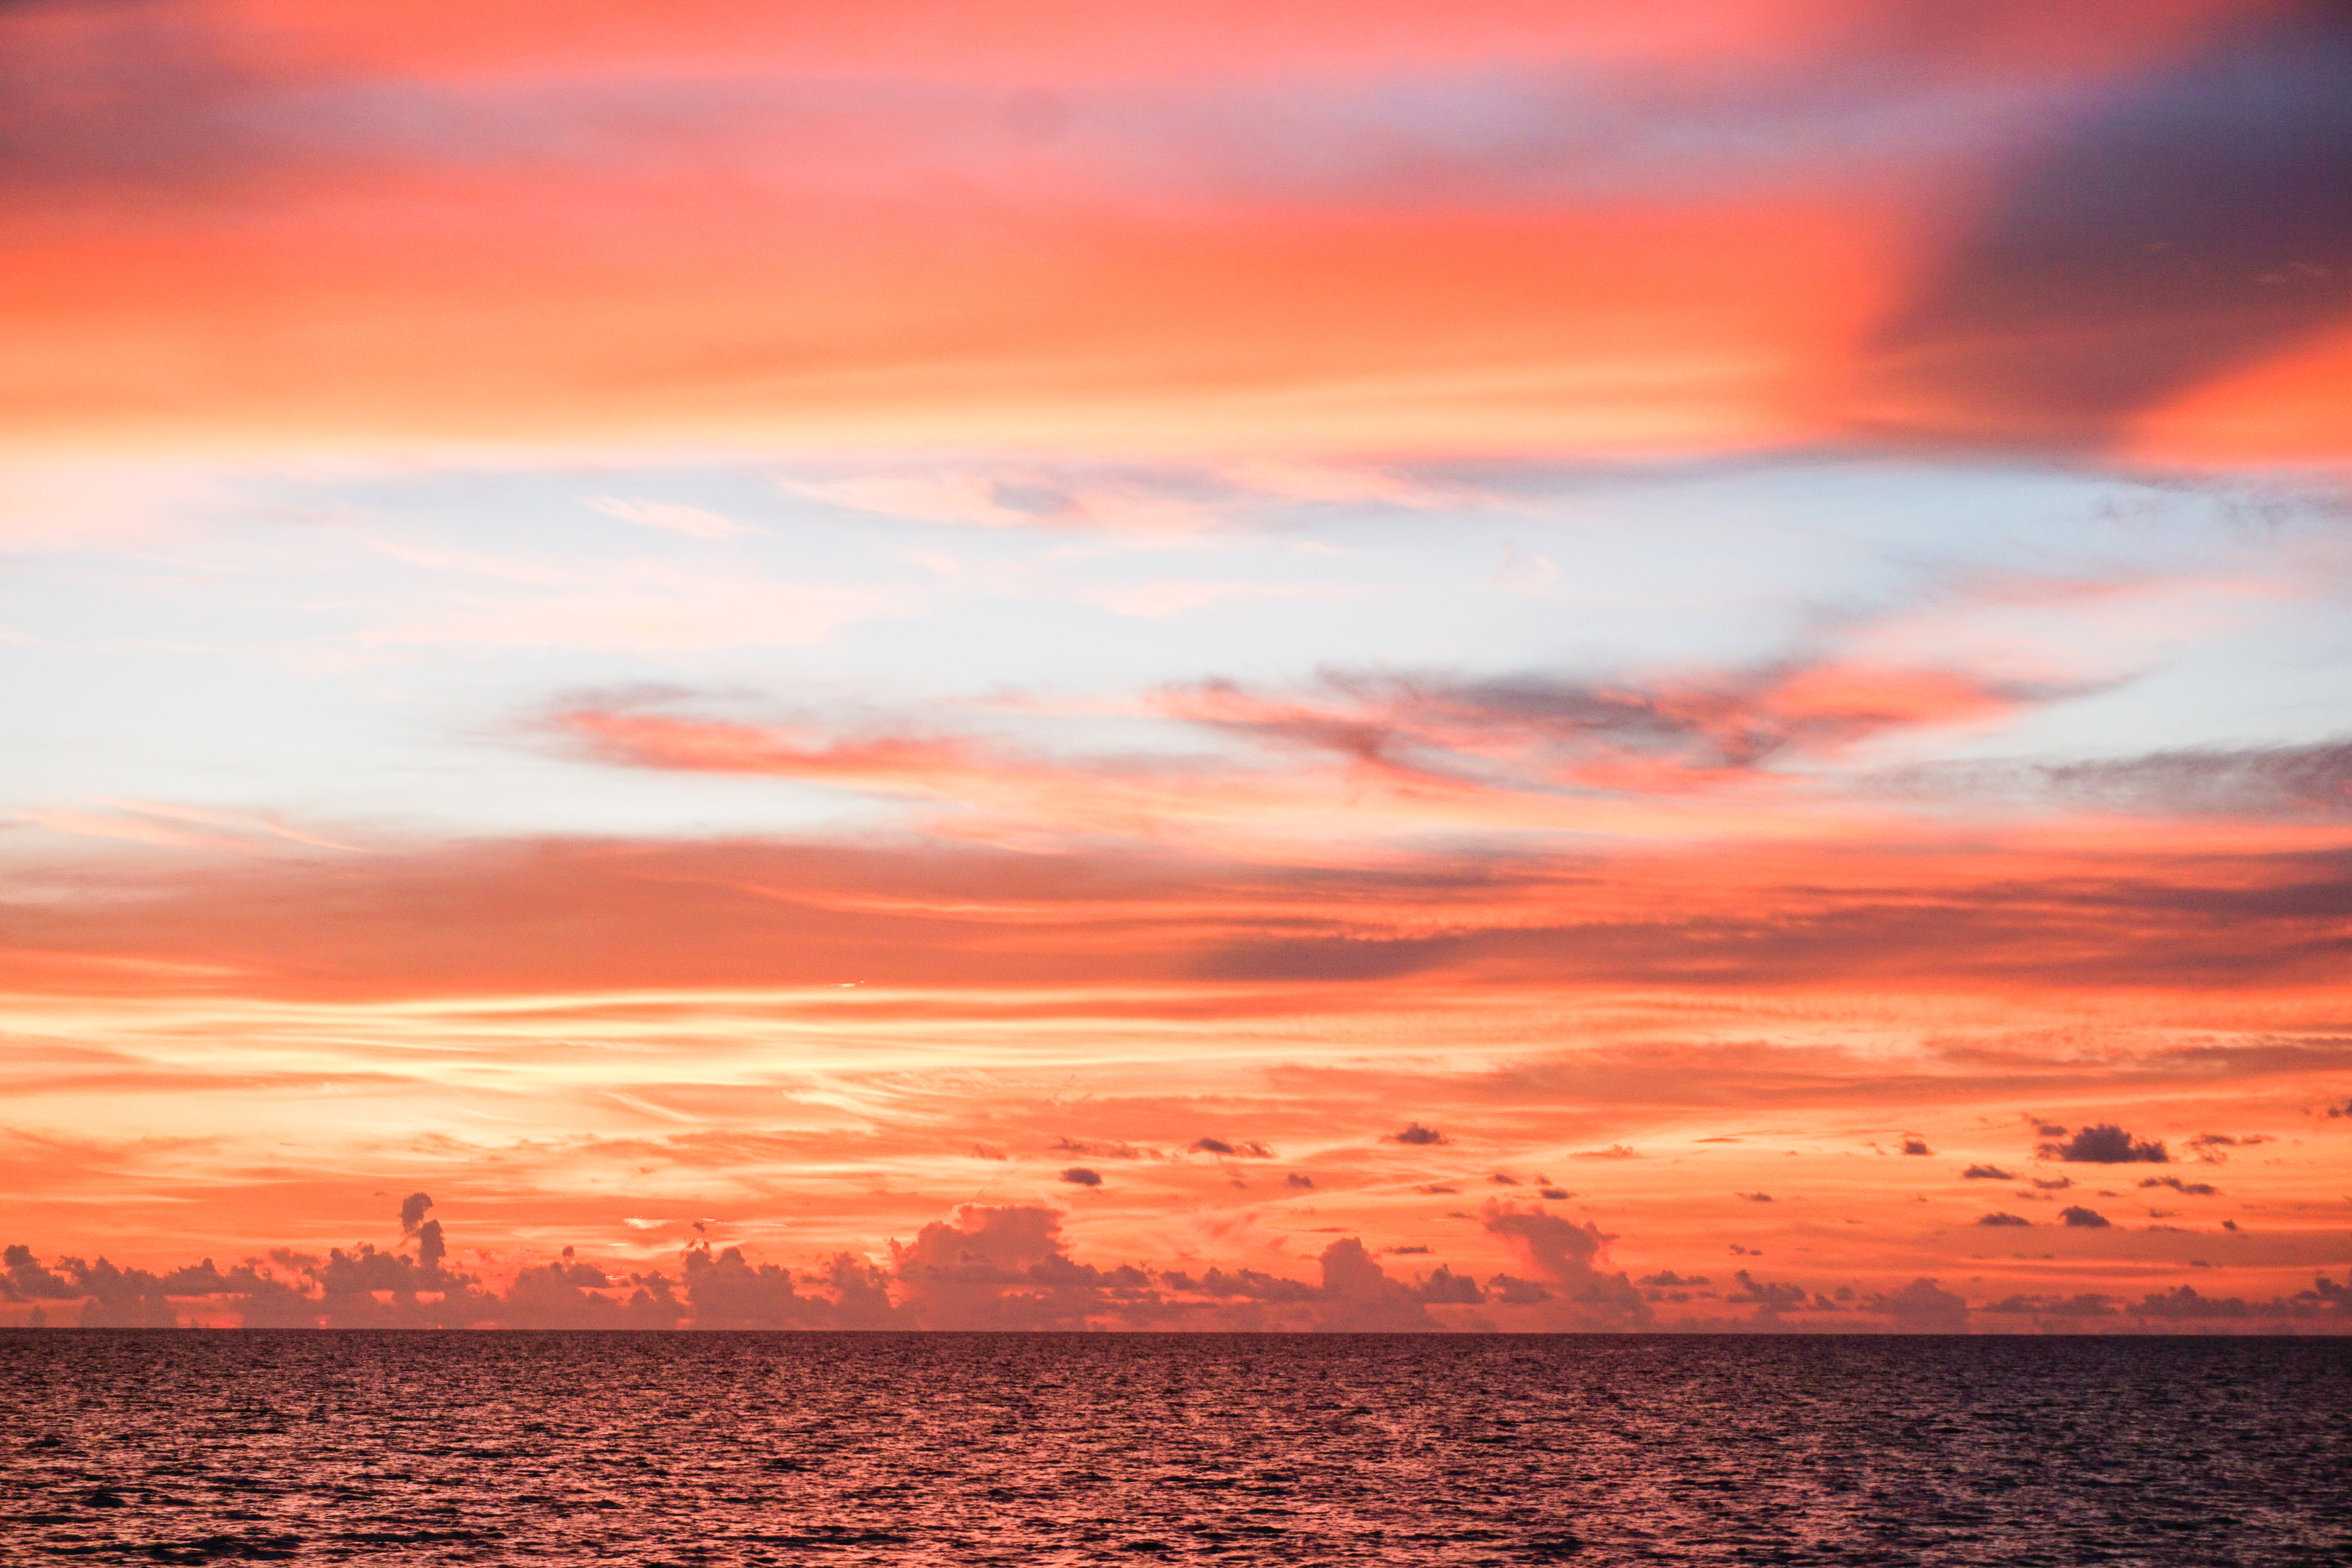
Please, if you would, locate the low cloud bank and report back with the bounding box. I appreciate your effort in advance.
[4,1202,2345,1333]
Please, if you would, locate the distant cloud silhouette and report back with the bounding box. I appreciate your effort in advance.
[2060,1206,2112,1228]
[1389,1122,1446,1146]
[1901,1139,1931,1156]
[2140,1176,2219,1196]
[2038,1124,2169,1164]
[1058,1167,1103,1187]
[1977,1213,2031,1227]
[1868,1278,1968,1333]
[1963,1164,2013,1180]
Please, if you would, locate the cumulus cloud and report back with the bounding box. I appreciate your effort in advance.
[2059,1206,2112,1228]
[889,1205,1155,1330]
[2037,1123,2169,1164]
[1963,1164,2013,1180]
[1976,1212,2031,1227]
[1479,1201,1650,1328]
[1901,1138,1931,1156]
[1058,1167,1103,1187]
[1389,1122,1447,1145]
[1572,1145,1639,1160]
[1284,1172,1314,1189]
[1867,1278,1969,1334]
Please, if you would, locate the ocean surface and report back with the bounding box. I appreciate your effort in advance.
[1,1332,2345,1565]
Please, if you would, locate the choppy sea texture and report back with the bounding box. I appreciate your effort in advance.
[2,1331,2346,1566]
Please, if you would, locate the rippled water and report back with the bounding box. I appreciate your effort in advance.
[2,1331,2345,1565]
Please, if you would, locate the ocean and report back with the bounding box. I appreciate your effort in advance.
[2,1331,2344,1564]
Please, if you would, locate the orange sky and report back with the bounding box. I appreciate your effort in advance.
[1,0,2347,1331]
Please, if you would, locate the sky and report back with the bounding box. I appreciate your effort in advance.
[2,0,2349,1332]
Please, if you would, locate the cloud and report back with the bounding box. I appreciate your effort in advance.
[1479,1201,1650,1328]
[1735,1191,1774,1203]
[2035,741,2352,821]
[2059,1206,2112,1228]
[2037,1123,2170,1163]
[1963,1164,2014,1180]
[2139,1176,2219,1196]
[1571,1145,1640,1160]
[1053,1138,1155,1160]
[2185,1132,2272,1160]
[1284,1173,1314,1189]
[1309,1237,1441,1330]
[1866,1278,1969,1333]
[888,1205,1155,1330]
[1976,1212,2032,1227]
[1058,1167,1103,1187]
[1188,1136,1274,1158]
[586,495,758,541]
[1859,0,2352,452]
[1165,657,2051,797]
[1388,1122,1447,1146]
[1900,1138,1932,1156]
[397,1192,434,1234]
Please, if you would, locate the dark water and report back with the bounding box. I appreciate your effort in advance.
[1,1332,2346,1566]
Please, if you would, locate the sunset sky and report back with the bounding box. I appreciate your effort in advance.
[3,0,2348,1331]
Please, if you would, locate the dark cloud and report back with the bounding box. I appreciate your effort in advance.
[2,1243,78,1301]
[2036,741,2352,821]
[1058,1167,1103,1187]
[1488,1172,1519,1185]
[1861,1,2352,451]
[2185,1132,2272,1161]
[2131,1285,2254,1321]
[1725,1270,1810,1318]
[2140,1176,2220,1196]
[1284,1172,1314,1189]
[1537,1187,1570,1200]
[1963,1164,2014,1180]
[1976,1212,2032,1227]
[2031,1176,2074,1190]
[1735,1191,1773,1203]
[1188,1136,1273,1158]
[1389,1122,1446,1146]
[397,1192,433,1234]
[2059,1205,2112,1228]
[2037,1123,2170,1163]
[1901,1138,1931,1156]
[1637,1270,1709,1287]
[1413,1265,1485,1305]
